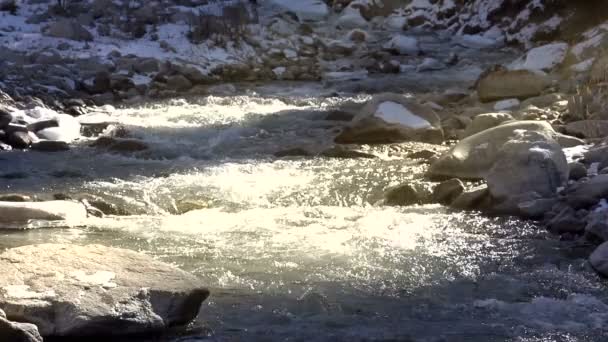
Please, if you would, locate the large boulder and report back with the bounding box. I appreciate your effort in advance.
[477,69,550,102]
[0,244,209,337]
[335,93,443,144]
[0,310,42,342]
[44,19,93,41]
[486,131,568,213]
[0,200,88,224]
[429,121,579,180]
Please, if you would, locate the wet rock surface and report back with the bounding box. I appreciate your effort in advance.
[0,244,209,337]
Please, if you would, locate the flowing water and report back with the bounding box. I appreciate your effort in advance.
[2,40,608,341]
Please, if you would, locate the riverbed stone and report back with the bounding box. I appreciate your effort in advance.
[477,69,550,102]
[0,309,43,342]
[589,242,608,276]
[8,131,33,149]
[383,183,431,206]
[569,162,588,181]
[31,140,70,152]
[0,200,87,223]
[486,131,568,213]
[564,120,608,139]
[320,146,377,159]
[546,206,586,234]
[91,137,148,152]
[449,184,491,211]
[461,112,513,138]
[0,109,12,129]
[0,244,209,337]
[565,174,608,209]
[335,93,443,144]
[431,178,465,205]
[44,19,93,41]
[429,121,580,180]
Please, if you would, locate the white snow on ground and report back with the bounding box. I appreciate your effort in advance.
[374,101,431,129]
[383,35,419,55]
[516,42,568,71]
[10,107,81,142]
[0,4,257,76]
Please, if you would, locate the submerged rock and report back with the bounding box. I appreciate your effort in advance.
[0,244,209,337]
[335,93,443,145]
[320,146,376,159]
[91,137,148,152]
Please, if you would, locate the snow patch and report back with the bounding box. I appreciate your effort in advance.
[374,101,431,129]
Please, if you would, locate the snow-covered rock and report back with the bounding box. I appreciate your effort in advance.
[335,93,443,144]
[515,43,569,71]
[383,35,420,55]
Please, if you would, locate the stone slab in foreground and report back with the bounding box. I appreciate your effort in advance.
[0,244,209,337]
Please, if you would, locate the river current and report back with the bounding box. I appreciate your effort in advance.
[1,38,608,341]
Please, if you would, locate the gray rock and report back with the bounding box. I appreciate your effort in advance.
[335,93,443,145]
[546,206,586,234]
[44,19,93,41]
[518,197,559,219]
[31,140,70,152]
[564,120,608,139]
[384,183,431,206]
[589,242,608,276]
[477,69,550,102]
[569,162,588,181]
[27,119,58,133]
[0,108,12,129]
[274,147,311,158]
[166,75,193,91]
[0,244,209,337]
[90,137,148,152]
[432,178,465,205]
[586,209,608,241]
[0,194,32,202]
[565,174,608,209]
[134,58,159,74]
[320,146,376,159]
[450,184,491,211]
[429,121,578,180]
[486,131,568,213]
[0,309,43,342]
[461,112,513,138]
[8,131,33,149]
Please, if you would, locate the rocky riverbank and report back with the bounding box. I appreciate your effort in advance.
[5,0,608,340]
